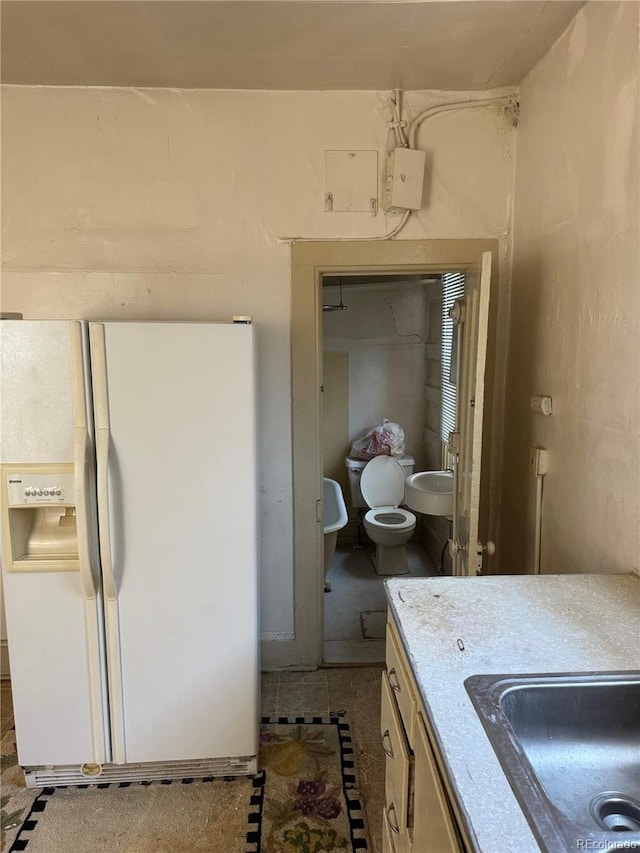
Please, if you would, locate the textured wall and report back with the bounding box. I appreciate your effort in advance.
[502,1,639,574]
[1,86,516,636]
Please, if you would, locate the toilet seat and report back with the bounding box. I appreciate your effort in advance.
[364,506,415,531]
[360,455,406,508]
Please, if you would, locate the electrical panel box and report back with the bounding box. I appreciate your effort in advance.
[383,147,426,211]
[324,150,378,214]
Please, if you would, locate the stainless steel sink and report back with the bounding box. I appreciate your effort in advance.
[465,672,640,852]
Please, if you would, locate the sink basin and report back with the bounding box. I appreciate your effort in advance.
[404,470,453,516]
[465,672,640,851]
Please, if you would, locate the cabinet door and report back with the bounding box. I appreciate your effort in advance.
[413,712,462,853]
[386,620,417,747]
[381,671,411,850]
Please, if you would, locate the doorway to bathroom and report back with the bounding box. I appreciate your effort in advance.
[321,272,450,663]
[288,239,498,669]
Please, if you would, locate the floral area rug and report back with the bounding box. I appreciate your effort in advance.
[1,716,368,853]
[254,716,368,853]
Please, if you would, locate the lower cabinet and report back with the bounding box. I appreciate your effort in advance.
[412,711,462,851]
[381,617,463,853]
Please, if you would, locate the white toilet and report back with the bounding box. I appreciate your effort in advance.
[359,455,416,576]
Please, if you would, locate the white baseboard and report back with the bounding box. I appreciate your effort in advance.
[260,632,295,642]
[323,639,385,664]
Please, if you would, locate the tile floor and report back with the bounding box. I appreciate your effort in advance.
[3,667,386,852]
[324,540,437,663]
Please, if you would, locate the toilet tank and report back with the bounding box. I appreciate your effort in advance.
[345,455,415,508]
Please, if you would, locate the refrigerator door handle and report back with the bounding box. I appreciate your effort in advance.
[97,438,127,762]
[74,428,98,600]
[96,427,117,601]
[70,323,97,600]
[90,323,126,763]
[90,323,118,602]
[71,321,110,762]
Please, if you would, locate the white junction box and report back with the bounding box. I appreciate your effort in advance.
[384,147,426,211]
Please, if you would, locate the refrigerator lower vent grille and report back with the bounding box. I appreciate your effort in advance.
[24,756,258,788]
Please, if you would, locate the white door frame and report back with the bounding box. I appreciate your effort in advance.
[283,239,499,669]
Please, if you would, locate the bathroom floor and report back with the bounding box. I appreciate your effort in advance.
[323,540,438,664]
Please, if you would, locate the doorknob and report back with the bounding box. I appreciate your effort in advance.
[448,539,465,557]
[449,539,495,571]
[476,540,496,575]
[449,299,466,325]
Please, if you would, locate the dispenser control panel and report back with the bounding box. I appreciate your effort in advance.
[6,472,75,506]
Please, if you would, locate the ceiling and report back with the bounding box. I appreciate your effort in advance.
[1,1,586,91]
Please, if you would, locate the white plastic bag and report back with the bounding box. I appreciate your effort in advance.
[349,419,405,460]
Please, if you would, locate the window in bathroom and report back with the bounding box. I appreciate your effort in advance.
[441,272,465,444]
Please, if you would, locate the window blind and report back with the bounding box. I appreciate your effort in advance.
[441,272,465,444]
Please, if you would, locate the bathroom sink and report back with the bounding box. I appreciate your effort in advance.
[404,470,453,516]
[465,672,640,851]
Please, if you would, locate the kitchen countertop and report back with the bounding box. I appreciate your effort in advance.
[385,572,640,853]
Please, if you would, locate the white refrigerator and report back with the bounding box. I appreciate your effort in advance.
[0,319,259,786]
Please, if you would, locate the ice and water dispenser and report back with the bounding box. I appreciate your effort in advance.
[2,466,79,571]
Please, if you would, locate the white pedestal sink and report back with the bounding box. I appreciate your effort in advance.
[404,470,453,516]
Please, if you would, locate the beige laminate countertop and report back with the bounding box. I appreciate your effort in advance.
[385,572,640,853]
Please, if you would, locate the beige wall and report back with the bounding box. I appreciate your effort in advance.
[502,1,639,574]
[1,85,516,639]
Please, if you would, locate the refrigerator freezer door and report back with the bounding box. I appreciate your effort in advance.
[0,320,75,464]
[2,573,106,766]
[91,322,259,764]
[0,321,109,766]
